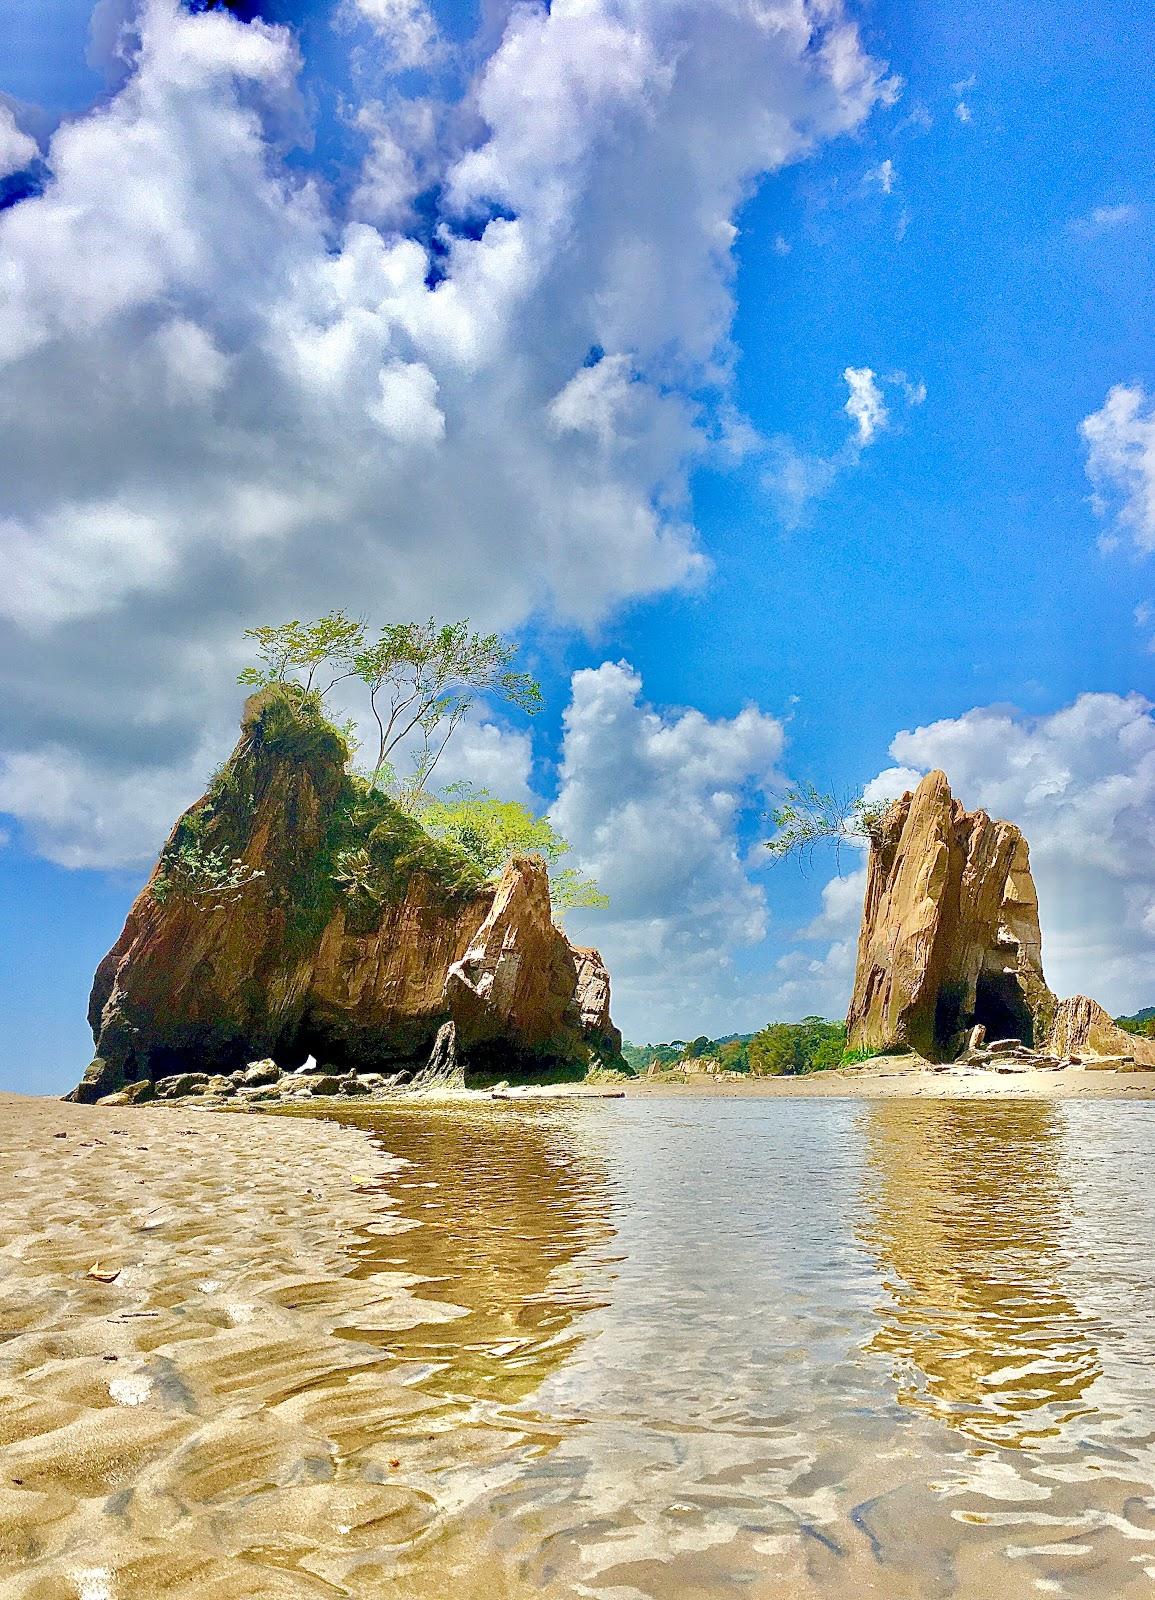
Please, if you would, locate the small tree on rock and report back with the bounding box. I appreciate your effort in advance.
[764,782,890,871]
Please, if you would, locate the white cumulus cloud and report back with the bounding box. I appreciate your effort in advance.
[0,0,890,867]
[1081,383,1155,553]
[0,104,38,179]
[550,661,785,1040]
[345,0,443,71]
[843,365,888,444]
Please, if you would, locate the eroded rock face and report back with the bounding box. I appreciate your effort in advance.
[72,691,623,1101]
[847,770,1056,1061]
[1049,996,1155,1067]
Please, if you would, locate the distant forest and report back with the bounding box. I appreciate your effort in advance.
[625,1004,1155,1074]
[622,1017,859,1077]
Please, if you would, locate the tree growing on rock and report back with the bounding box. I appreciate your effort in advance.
[238,612,604,913]
[239,611,542,803]
[417,784,608,911]
[764,781,891,870]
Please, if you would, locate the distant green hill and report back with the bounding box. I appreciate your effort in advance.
[1116,1007,1155,1037]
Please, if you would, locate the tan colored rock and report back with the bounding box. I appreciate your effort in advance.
[446,858,622,1070]
[1049,996,1155,1067]
[72,690,623,1100]
[847,770,1056,1061]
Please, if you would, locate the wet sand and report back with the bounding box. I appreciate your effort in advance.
[0,1091,438,1598]
[5,1070,1155,1597]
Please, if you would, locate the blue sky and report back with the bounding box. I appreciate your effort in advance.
[1,0,1153,1093]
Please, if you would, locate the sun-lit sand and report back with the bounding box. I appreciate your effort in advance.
[0,1091,450,1597]
[5,1060,1155,1595]
[620,1057,1155,1099]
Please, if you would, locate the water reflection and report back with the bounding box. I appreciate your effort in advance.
[338,1103,616,1424]
[275,1098,1155,1600]
[860,1100,1102,1447]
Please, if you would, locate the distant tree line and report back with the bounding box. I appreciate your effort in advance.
[623,1016,863,1076]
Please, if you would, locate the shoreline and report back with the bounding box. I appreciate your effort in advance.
[22,1051,1155,1119]
[615,1059,1155,1099]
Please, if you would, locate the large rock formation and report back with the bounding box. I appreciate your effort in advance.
[1050,996,1155,1068]
[847,770,1056,1061]
[71,688,623,1102]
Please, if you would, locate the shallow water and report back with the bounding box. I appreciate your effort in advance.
[6,1094,1155,1599]
[328,1096,1155,1599]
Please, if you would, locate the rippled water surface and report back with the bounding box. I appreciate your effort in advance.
[333,1097,1155,1599]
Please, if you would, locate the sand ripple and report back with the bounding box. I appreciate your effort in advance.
[0,1094,428,1598]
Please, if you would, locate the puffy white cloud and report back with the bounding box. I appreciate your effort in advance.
[550,661,785,1039]
[759,936,859,1022]
[345,0,443,71]
[802,865,867,938]
[0,0,890,866]
[1081,384,1155,553]
[415,716,535,807]
[0,737,224,871]
[0,105,38,179]
[843,365,887,444]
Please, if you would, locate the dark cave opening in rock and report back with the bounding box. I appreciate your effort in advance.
[973,970,1035,1047]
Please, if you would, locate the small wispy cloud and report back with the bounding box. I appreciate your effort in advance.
[1081,384,1155,554]
[766,367,926,527]
[865,158,895,195]
[1134,602,1155,653]
[1069,203,1142,238]
[897,102,933,133]
[952,74,976,124]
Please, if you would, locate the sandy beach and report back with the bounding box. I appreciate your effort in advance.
[618,1057,1155,1099]
[5,1064,1155,1596]
[0,1091,446,1598]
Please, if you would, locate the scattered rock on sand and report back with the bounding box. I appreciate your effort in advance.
[154,1073,211,1099]
[241,1059,282,1088]
[97,1080,154,1107]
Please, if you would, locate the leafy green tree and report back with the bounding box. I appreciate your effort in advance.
[717,1038,749,1072]
[765,782,890,869]
[238,611,367,698]
[236,615,605,915]
[418,784,608,911]
[747,1015,847,1075]
[238,611,542,806]
[353,620,542,801]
